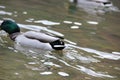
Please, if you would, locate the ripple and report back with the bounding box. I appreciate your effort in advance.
[0,5,6,8]
[58,59,114,78]
[40,71,53,75]
[74,22,82,26]
[25,18,34,22]
[24,64,42,71]
[0,37,4,43]
[22,11,27,14]
[67,44,120,60]
[64,39,77,45]
[87,21,98,25]
[76,65,114,78]
[114,67,120,70]
[44,54,57,59]
[112,52,120,55]
[70,26,79,29]
[28,62,37,65]
[58,72,69,77]
[14,72,19,76]
[44,62,62,68]
[63,21,72,24]
[34,20,60,26]
[0,10,12,15]
[8,47,14,50]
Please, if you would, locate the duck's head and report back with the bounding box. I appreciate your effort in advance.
[0,20,20,34]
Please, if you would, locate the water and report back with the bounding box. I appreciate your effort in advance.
[0,0,120,80]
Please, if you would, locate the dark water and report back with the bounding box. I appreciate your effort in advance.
[0,0,120,80]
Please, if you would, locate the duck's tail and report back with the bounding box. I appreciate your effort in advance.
[50,40,65,50]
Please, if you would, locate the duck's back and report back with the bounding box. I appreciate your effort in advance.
[15,33,53,51]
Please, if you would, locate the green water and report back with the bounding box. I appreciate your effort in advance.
[0,0,120,80]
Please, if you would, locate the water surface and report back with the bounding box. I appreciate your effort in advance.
[0,0,120,80]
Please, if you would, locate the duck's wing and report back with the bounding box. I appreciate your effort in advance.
[23,31,59,43]
[15,34,53,50]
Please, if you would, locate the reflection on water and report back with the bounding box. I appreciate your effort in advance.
[0,0,120,80]
[74,0,120,15]
[69,0,120,22]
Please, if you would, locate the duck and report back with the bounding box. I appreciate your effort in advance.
[89,0,112,6]
[0,20,65,51]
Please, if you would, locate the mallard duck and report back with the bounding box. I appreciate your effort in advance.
[0,20,65,51]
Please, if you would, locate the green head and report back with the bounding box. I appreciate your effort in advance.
[0,20,20,34]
